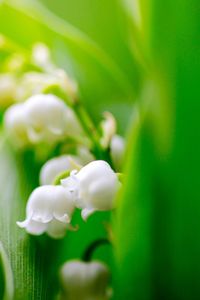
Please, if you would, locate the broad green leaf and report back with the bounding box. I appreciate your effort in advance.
[115,0,200,299]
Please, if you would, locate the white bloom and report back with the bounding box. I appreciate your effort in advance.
[40,148,94,186]
[6,93,82,146]
[61,160,120,221]
[0,74,17,107]
[4,103,29,148]
[40,155,82,185]
[60,260,111,300]
[17,185,75,239]
[24,94,82,143]
[110,134,125,171]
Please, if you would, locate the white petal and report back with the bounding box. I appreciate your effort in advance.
[54,214,70,223]
[26,220,47,235]
[39,155,72,185]
[52,186,75,222]
[46,219,68,239]
[26,186,54,223]
[16,219,30,228]
[81,208,96,221]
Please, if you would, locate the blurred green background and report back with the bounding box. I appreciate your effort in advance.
[0,0,200,299]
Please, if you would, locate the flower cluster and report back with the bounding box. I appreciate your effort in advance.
[17,160,120,238]
[1,40,126,299]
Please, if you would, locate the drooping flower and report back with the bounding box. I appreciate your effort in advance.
[39,148,94,186]
[4,103,29,148]
[110,134,125,171]
[61,160,121,221]
[4,93,82,147]
[17,185,75,239]
[60,260,111,300]
[40,155,82,185]
[24,94,81,144]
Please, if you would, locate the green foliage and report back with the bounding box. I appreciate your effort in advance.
[115,0,200,299]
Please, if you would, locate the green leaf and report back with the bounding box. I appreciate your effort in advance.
[114,0,200,299]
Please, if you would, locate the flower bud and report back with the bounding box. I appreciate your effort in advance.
[17,185,75,239]
[100,112,116,148]
[110,134,125,171]
[31,43,53,71]
[60,260,111,300]
[61,160,120,220]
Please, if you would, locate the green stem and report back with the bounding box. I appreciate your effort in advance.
[82,238,110,262]
[72,101,106,158]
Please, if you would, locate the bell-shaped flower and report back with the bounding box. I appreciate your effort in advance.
[4,103,29,148]
[17,185,75,239]
[61,160,121,221]
[24,94,82,144]
[110,134,125,171]
[40,148,94,186]
[40,155,82,185]
[60,260,111,300]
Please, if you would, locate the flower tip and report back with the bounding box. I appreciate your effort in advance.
[81,208,95,221]
[55,214,71,224]
[16,219,28,228]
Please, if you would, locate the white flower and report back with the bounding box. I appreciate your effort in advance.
[5,94,82,147]
[0,74,17,107]
[110,134,125,171]
[40,155,82,185]
[61,160,120,221]
[4,103,29,148]
[24,94,81,144]
[60,260,111,300]
[17,185,75,239]
[39,149,94,186]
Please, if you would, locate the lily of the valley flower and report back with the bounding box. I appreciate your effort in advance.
[61,160,120,221]
[40,148,94,186]
[60,260,111,300]
[4,94,82,146]
[4,103,29,148]
[24,94,81,143]
[40,155,82,185]
[110,134,125,171]
[17,185,75,239]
